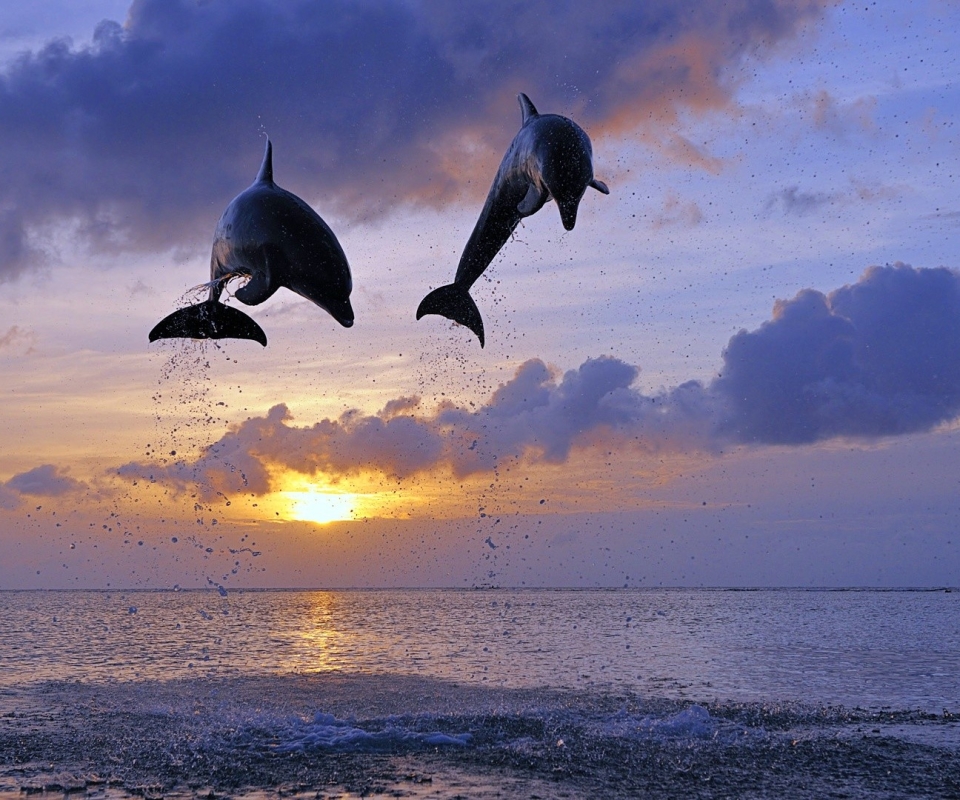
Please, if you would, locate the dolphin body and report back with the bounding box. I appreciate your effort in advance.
[416,93,609,347]
[149,139,354,346]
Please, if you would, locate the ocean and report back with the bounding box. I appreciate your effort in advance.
[1,588,958,798]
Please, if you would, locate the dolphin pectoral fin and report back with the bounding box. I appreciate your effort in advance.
[517,183,546,216]
[416,284,485,348]
[518,93,539,125]
[149,300,267,346]
[234,271,278,305]
[590,179,610,195]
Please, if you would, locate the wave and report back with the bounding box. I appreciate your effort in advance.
[1,673,958,799]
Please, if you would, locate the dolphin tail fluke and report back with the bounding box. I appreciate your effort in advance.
[416,283,485,347]
[149,300,267,346]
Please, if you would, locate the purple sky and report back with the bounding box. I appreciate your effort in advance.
[1,0,959,589]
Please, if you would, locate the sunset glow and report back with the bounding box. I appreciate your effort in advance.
[2,2,960,590]
[282,490,359,524]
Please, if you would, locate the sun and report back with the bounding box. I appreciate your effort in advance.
[282,490,358,524]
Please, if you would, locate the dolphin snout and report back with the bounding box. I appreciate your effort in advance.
[558,202,579,231]
[327,296,354,328]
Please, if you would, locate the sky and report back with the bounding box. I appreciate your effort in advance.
[1,0,959,589]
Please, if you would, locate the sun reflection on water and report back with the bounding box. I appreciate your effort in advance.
[270,592,353,674]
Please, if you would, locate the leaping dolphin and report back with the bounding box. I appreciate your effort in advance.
[416,93,609,347]
[149,139,354,347]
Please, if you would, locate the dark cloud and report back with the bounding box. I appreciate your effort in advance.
[766,185,842,216]
[0,324,36,350]
[118,355,716,496]
[0,484,20,510]
[767,179,901,217]
[714,264,960,443]
[0,0,829,279]
[116,264,960,495]
[0,208,43,279]
[4,464,86,495]
[128,278,157,297]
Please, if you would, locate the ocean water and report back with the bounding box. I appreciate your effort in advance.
[0,588,958,799]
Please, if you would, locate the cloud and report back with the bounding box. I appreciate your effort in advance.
[850,179,902,204]
[766,185,842,215]
[119,355,717,496]
[714,263,960,443]
[799,89,877,136]
[0,484,20,510]
[767,178,904,217]
[0,324,36,351]
[0,208,44,280]
[118,264,960,496]
[128,278,156,297]
[4,464,86,496]
[0,0,830,279]
[923,210,960,226]
[650,191,704,229]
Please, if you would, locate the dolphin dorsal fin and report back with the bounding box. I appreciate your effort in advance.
[518,93,539,125]
[256,138,274,184]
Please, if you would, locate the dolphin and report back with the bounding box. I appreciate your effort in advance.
[416,93,608,347]
[149,139,354,346]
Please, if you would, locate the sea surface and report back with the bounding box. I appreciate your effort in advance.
[0,588,958,799]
